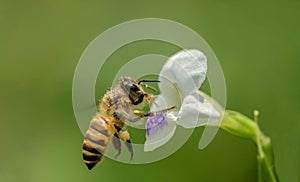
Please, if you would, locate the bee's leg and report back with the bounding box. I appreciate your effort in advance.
[112,133,121,158]
[136,105,177,118]
[116,105,176,123]
[133,110,144,115]
[115,109,142,122]
[118,129,133,160]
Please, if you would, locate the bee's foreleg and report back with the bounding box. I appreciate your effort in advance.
[115,109,142,122]
[138,105,177,118]
[112,133,121,158]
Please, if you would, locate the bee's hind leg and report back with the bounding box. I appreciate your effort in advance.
[112,133,121,158]
[125,140,133,161]
[118,129,133,160]
[113,123,133,160]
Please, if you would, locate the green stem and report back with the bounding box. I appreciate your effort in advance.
[196,91,279,181]
[221,110,279,182]
[257,130,279,182]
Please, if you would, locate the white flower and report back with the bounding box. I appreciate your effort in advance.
[144,49,221,152]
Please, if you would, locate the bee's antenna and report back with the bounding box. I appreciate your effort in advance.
[138,80,160,85]
[141,84,157,92]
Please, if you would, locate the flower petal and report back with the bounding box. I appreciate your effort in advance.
[177,95,220,128]
[159,49,207,99]
[144,112,177,152]
[146,115,168,137]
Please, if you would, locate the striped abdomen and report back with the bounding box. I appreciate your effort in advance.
[82,115,113,170]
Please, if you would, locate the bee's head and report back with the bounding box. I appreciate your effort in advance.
[120,77,159,105]
[120,77,144,105]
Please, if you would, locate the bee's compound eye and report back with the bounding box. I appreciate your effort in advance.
[130,84,139,92]
[125,83,139,92]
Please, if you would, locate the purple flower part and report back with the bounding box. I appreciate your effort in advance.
[146,115,168,137]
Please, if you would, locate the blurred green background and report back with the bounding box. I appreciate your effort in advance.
[1,0,299,181]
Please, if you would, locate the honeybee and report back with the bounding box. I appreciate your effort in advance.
[82,76,175,170]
